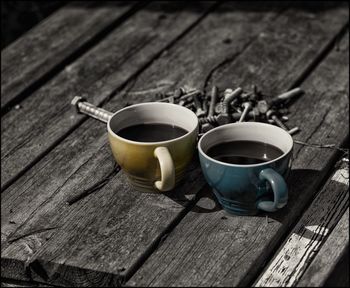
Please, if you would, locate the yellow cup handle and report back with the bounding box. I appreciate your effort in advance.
[154,147,175,191]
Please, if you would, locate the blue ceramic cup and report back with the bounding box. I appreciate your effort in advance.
[198,122,293,216]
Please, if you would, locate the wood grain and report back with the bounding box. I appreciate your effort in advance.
[297,209,349,287]
[1,3,283,286]
[254,158,349,287]
[0,1,139,111]
[127,28,349,286]
[2,3,349,287]
[0,1,216,191]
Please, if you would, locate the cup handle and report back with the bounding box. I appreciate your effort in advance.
[257,168,288,212]
[154,147,175,191]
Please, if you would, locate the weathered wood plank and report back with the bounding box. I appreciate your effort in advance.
[127,28,349,286]
[1,3,285,286]
[0,1,140,112]
[1,278,53,287]
[254,158,349,287]
[297,209,349,287]
[0,1,216,191]
[2,3,349,287]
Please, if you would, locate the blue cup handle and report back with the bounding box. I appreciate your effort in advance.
[257,168,288,212]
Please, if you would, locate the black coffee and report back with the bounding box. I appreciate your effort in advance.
[117,123,188,142]
[206,140,284,165]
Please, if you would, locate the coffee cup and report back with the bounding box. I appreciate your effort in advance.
[72,98,198,193]
[107,102,198,193]
[198,122,293,215]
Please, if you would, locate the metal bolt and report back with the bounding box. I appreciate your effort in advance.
[257,100,269,114]
[215,102,224,114]
[208,86,218,117]
[288,127,300,135]
[178,99,186,106]
[199,114,230,126]
[238,102,252,122]
[266,109,290,131]
[222,87,243,114]
[157,89,199,103]
[71,96,113,124]
[271,114,288,130]
[271,87,304,106]
[185,102,195,111]
[201,123,214,133]
[193,93,205,117]
[173,87,185,99]
[231,109,258,121]
[202,100,209,116]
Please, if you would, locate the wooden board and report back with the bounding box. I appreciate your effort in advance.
[0,1,139,112]
[1,278,53,287]
[0,1,217,191]
[2,3,349,287]
[127,28,349,286]
[297,209,349,287]
[254,158,349,287]
[1,3,284,286]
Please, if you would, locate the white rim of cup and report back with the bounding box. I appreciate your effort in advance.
[198,122,294,168]
[107,102,199,146]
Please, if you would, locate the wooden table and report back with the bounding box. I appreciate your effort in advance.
[1,1,349,287]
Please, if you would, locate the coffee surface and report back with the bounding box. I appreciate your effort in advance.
[206,140,284,165]
[117,123,188,142]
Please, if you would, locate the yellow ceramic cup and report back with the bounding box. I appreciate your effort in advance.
[107,102,199,193]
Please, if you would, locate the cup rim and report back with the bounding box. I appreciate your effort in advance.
[198,122,293,168]
[107,102,199,145]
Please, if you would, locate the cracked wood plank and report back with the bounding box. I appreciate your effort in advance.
[0,3,285,286]
[0,1,216,191]
[297,209,349,287]
[127,21,349,287]
[1,1,139,111]
[254,158,349,287]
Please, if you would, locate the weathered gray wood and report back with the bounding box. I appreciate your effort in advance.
[297,209,349,287]
[1,3,284,286]
[1,278,53,287]
[127,29,349,286]
[2,3,349,287]
[254,158,349,287]
[0,1,139,111]
[0,1,216,191]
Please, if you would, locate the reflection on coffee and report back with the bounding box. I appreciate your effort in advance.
[117,123,188,142]
[206,140,284,165]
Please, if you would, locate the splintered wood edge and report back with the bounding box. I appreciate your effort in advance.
[254,159,349,287]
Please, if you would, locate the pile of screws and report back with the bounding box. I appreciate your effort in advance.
[156,85,304,136]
